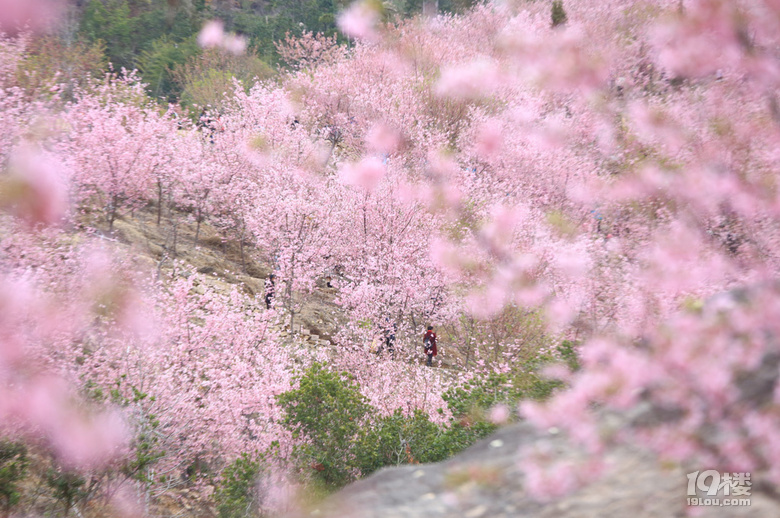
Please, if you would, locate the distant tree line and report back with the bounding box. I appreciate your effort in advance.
[44,0,481,104]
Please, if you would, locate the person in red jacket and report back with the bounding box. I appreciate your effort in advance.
[423,325,437,366]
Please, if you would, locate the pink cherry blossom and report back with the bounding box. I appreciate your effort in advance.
[474,120,504,158]
[338,156,387,191]
[337,1,380,41]
[3,143,69,227]
[198,20,247,54]
[198,20,225,48]
[0,0,63,33]
[365,122,401,154]
[488,404,510,425]
[436,59,501,100]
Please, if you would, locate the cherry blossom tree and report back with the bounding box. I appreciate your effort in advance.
[5,0,780,511]
[65,74,179,232]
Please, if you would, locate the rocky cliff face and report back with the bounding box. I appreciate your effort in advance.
[296,421,778,518]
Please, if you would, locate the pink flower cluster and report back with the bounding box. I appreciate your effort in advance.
[198,20,248,55]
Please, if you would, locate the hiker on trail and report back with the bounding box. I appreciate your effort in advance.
[264,274,275,309]
[198,106,224,144]
[423,325,437,366]
[383,319,396,358]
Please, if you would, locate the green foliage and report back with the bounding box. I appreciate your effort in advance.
[121,416,165,485]
[45,468,87,517]
[277,363,508,490]
[137,36,199,101]
[173,48,274,110]
[519,371,562,401]
[135,3,204,44]
[551,0,568,28]
[91,378,165,485]
[81,0,136,70]
[404,0,424,16]
[277,363,371,487]
[442,0,480,13]
[557,339,581,372]
[442,366,562,424]
[354,409,496,475]
[434,420,496,454]
[354,410,440,473]
[184,457,211,484]
[15,37,107,97]
[276,355,569,493]
[225,0,342,65]
[443,372,524,420]
[214,453,265,518]
[444,307,551,370]
[80,0,202,76]
[0,441,28,516]
[71,0,478,99]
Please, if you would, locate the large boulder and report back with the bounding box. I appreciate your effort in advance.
[296,421,778,518]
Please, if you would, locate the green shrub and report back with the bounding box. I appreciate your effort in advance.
[277,359,567,492]
[442,365,563,425]
[557,339,581,372]
[443,372,522,419]
[277,363,519,490]
[214,453,265,518]
[277,363,371,487]
[430,420,497,457]
[93,378,165,486]
[354,410,440,474]
[354,407,498,475]
[45,468,86,517]
[551,0,568,27]
[0,441,28,516]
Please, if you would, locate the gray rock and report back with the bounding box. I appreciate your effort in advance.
[295,422,778,518]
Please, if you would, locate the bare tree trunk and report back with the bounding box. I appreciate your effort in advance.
[108,194,117,232]
[157,181,163,225]
[464,322,472,369]
[194,189,209,246]
[288,254,295,332]
[194,207,202,246]
[238,223,247,273]
[156,253,168,282]
[172,219,178,257]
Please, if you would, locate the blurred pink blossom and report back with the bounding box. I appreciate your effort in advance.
[475,120,504,158]
[108,485,144,518]
[0,0,63,33]
[545,298,577,332]
[2,375,125,468]
[0,276,32,367]
[489,404,510,424]
[426,149,459,179]
[3,144,69,227]
[198,20,225,48]
[54,410,129,469]
[223,34,248,55]
[436,59,501,100]
[198,20,247,54]
[428,236,467,275]
[258,469,302,515]
[338,157,386,191]
[519,447,583,501]
[366,123,400,154]
[552,245,590,279]
[337,1,380,41]
[466,287,507,319]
